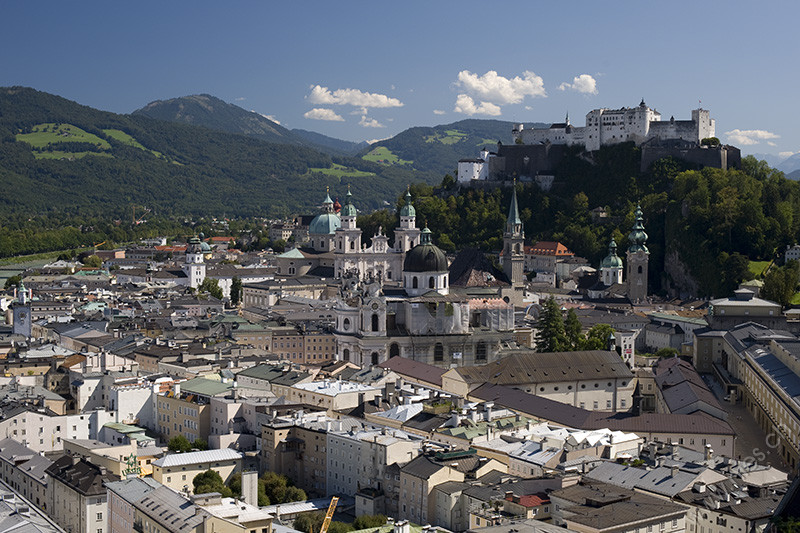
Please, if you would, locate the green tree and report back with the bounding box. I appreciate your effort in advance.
[583,324,615,351]
[167,435,192,453]
[230,277,242,306]
[564,309,583,351]
[192,438,208,450]
[193,469,233,497]
[762,260,800,308]
[535,297,568,352]
[198,277,223,300]
[4,275,21,289]
[259,472,306,504]
[227,472,242,498]
[353,515,387,529]
[700,137,720,147]
[655,347,679,359]
[83,254,102,268]
[293,512,324,533]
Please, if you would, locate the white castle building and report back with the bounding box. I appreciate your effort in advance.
[512,100,715,152]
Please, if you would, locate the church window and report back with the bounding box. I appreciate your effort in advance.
[390,343,400,358]
[434,343,444,362]
[428,277,435,289]
[343,318,350,331]
[371,352,379,366]
[476,341,487,361]
[638,265,643,274]
[372,313,379,332]
[343,349,350,361]
[412,277,418,289]
[350,241,355,250]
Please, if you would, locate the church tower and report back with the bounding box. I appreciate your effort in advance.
[626,204,650,303]
[503,184,525,286]
[183,236,206,289]
[600,238,624,286]
[11,281,32,338]
[336,186,362,254]
[394,188,420,253]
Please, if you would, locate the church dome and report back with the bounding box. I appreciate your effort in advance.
[200,240,212,252]
[400,189,415,217]
[600,238,623,269]
[186,236,203,254]
[403,227,447,272]
[309,212,341,235]
[341,188,357,217]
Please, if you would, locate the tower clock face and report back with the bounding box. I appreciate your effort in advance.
[372,302,379,310]
[19,312,26,321]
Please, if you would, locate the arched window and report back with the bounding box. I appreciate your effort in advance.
[343,318,350,331]
[476,341,487,361]
[515,243,521,253]
[413,276,418,289]
[371,352,379,366]
[350,241,355,250]
[390,343,400,358]
[429,277,435,289]
[343,348,350,361]
[372,313,379,332]
[434,343,444,362]
[638,265,643,274]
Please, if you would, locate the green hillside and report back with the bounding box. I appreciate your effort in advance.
[0,87,434,220]
[363,119,548,175]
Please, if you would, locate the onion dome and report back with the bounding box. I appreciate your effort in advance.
[627,205,649,254]
[186,236,203,254]
[341,188,357,217]
[200,240,212,252]
[309,189,341,234]
[400,188,415,217]
[403,227,447,272]
[600,238,623,269]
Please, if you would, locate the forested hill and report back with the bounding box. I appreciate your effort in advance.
[133,94,365,155]
[0,87,434,219]
[361,119,549,175]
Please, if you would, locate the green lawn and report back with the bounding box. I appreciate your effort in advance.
[103,128,164,158]
[476,138,500,147]
[748,260,772,278]
[308,163,375,178]
[35,151,113,160]
[362,146,413,165]
[424,129,468,145]
[17,123,111,149]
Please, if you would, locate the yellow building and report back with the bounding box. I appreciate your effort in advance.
[151,448,242,494]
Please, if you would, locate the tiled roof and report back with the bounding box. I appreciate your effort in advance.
[378,356,446,387]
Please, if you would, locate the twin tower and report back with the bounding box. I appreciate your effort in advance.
[503,187,649,303]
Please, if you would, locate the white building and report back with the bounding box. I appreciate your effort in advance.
[513,101,715,152]
[0,408,115,453]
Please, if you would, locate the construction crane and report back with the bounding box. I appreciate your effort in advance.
[319,496,339,533]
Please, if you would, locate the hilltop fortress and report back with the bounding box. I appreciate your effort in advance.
[512,99,714,151]
[458,100,740,185]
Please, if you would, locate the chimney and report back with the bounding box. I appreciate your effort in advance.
[704,444,713,461]
[174,383,181,397]
[671,465,679,477]
[241,471,258,507]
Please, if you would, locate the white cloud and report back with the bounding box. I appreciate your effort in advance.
[453,94,502,116]
[303,108,344,121]
[768,141,777,147]
[433,109,446,115]
[456,70,546,105]
[359,115,385,128]
[307,85,403,108]
[525,106,533,111]
[558,74,598,94]
[724,129,780,146]
[779,151,798,159]
[235,97,246,102]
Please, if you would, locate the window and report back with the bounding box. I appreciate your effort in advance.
[413,276,419,289]
[372,313,379,332]
[434,343,444,362]
[97,513,103,520]
[476,341,487,361]
[429,277,435,289]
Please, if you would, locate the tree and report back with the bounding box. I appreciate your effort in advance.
[353,515,387,529]
[583,324,616,351]
[655,347,679,359]
[535,298,568,352]
[198,277,223,300]
[564,309,583,350]
[4,275,21,289]
[193,469,233,497]
[762,260,800,308]
[230,277,242,306]
[701,137,720,147]
[167,435,192,453]
[293,512,324,533]
[192,438,208,451]
[83,254,102,268]
[260,472,306,504]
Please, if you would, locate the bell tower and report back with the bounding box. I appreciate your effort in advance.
[503,183,525,286]
[626,204,649,303]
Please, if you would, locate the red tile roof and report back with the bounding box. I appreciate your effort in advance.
[525,241,574,256]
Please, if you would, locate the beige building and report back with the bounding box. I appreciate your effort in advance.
[443,349,636,412]
[288,380,382,413]
[155,378,233,443]
[151,448,243,493]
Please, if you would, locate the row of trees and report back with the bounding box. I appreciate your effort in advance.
[535,298,615,353]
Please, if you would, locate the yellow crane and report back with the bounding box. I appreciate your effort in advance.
[319,496,339,533]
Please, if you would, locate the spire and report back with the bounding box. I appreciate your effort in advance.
[341,184,357,217]
[420,224,432,245]
[628,204,649,254]
[17,281,27,304]
[322,187,334,213]
[508,182,522,226]
[400,186,416,217]
[565,111,570,125]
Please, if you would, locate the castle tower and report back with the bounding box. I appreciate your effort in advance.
[394,188,420,253]
[336,186,362,254]
[183,236,206,289]
[503,184,525,287]
[600,238,624,286]
[626,204,650,303]
[11,281,32,338]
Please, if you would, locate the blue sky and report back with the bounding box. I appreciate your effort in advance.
[1,1,797,157]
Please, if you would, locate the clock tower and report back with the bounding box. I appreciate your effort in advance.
[12,281,32,338]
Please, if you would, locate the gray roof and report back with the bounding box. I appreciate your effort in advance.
[583,461,701,497]
[105,477,162,504]
[152,448,242,468]
[136,486,206,533]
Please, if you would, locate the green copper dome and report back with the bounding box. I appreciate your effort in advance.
[310,190,341,234]
[341,189,357,217]
[628,205,649,254]
[400,189,415,217]
[600,238,623,269]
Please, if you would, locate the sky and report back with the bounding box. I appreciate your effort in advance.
[1,1,798,158]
